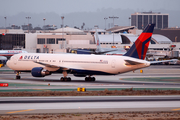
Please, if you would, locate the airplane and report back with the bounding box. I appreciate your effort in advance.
[7,23,158,81]
[70,28,127,55]
[0,50,27,66]
[0,50,28,57]
[0,56,7,66]
[94,28,127,55]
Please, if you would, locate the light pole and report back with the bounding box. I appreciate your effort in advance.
[61,16,64,34]
[61,16,65,50]
[109,16,119,46]
[4,17,7,33]
[43,18,46,31]
[26,16,31,33]
[104,17,108,30]
[129,17,131,26]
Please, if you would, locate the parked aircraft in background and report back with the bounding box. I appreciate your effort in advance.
[0,56,7,67]
[70,28,127,55]
[0,56,7,61]
[0,50,28,57]
[94,28,127,55]
[0,50,28,66]
[7,24,165,81]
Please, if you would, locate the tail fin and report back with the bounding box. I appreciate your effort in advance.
[95,28,101,52]
[123,23,155,60]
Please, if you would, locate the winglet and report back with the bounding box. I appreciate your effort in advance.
[123,24,155,60]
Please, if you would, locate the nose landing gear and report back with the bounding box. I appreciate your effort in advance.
[16,72,21,79]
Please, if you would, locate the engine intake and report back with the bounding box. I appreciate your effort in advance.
[31,67,51,77]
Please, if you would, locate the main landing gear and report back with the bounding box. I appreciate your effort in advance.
[60,70,71,81]
[16,72,21,79]
[60,77,71,81]
[85,76,95,81]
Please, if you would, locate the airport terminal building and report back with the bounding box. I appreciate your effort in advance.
[131,12,169,29]
[0,17,180,58]
[0,26,179,53]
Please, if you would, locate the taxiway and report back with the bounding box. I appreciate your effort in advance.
[0,65,180,114]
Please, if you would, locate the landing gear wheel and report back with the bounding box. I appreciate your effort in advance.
[16,75,21,79]
[64,77,67,81]
[85,77,95,81]
[60,77,64,81]
[92,77,95,81]
[67,77,71,81]
[85,77,88,81]
[16,72,21,79]
[60,77,71,82]
[60,70,71,82]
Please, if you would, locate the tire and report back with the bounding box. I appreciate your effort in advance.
[68,77,71,81]
[16,76,21,79]
[60,77,64,81]
[64,78,68,81]
[92,77,95,81]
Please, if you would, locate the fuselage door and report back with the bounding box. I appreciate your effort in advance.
[111,59,116,68]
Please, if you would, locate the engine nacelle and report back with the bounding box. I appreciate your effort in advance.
[31,67,51,77]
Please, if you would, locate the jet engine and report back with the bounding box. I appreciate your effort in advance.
[31,67,51,77]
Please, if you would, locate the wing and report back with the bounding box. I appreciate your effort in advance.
[33,61,69,71]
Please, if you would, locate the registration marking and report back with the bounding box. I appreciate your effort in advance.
[7,109,35,114]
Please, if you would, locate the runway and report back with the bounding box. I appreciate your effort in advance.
[1,96,180,103]
[1,96,180,114]
[0,65,180,114]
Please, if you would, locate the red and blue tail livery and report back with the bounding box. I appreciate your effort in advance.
[124,24,155,60]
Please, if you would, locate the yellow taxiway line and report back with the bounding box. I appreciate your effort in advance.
[172,108,180,111]
[7,109,35,114]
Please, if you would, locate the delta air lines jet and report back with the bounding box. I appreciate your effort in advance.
[7,24,155,81]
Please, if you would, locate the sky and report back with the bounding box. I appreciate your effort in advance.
[0,0,180,28]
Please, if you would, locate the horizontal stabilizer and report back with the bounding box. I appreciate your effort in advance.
[149,59,178,65]
[124,60,144,65]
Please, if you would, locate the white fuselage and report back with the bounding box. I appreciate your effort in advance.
[7,53,150,75]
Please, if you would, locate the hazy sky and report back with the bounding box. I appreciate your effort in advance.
[1,0,179,16]
[0,0,180,28]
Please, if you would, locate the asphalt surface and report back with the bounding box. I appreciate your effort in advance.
[0,65,180,91]
[0,65,180,114]
[1,96,180,103]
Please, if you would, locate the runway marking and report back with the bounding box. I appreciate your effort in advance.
[172,108,180,111]
[7,109,35,114]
